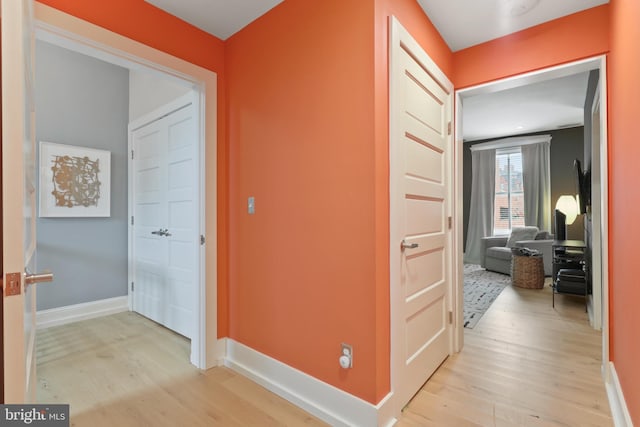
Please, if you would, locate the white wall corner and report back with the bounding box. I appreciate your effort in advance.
[224,339,395,426]
[606,362,634,427]
[36,296,128,329]
[128,69,191,122]
[214,337,228,367]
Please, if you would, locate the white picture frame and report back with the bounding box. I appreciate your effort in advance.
[39,141,111,217]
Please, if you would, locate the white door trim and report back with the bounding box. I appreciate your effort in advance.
[389,15,456,417]
[589,82,603,331]
[454,54,610,388]
[128,91,205,367]
[33,3,218,369]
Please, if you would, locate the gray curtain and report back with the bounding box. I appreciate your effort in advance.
[465,148,496,264]
[522,141,551,232]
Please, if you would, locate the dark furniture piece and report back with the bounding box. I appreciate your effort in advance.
[552,240,587,309]
[554,209,566,241]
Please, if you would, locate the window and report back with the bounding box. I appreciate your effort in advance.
[494,148,524,234]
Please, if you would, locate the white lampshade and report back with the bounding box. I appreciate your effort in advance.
[555,195,579,225]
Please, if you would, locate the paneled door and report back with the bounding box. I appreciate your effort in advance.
[389,16,454,411]
[131,99,199,341]
[2,0,54,403]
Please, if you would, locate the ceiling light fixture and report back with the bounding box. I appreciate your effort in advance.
[504,0,541,17]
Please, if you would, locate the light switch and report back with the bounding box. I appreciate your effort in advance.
[248,196,255,214]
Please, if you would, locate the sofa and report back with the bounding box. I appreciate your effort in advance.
[480,227,554,276]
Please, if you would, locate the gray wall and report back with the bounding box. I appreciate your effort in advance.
[35,41,129,311]
[463,127,585,250]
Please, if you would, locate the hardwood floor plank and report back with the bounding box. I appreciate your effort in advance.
[36,312,328,427]
[398,277,612,426]
[36,273,611,426]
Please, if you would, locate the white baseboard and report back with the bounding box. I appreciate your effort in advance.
[224,339,396,427]
[215,337,228,367]
[606,362,634,427]
[36,296,129,329]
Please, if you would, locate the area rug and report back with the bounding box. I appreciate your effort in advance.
[464,264,510,329]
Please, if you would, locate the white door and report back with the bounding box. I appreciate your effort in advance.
[389,17,454,410]
[131,100,199,341]
[2,0,52,403]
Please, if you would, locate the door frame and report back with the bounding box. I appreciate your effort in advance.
[128,91,205,367]
[33,3,219,369]
[453,55,609,373]
[389,16,456,416]
[589,86,603,331]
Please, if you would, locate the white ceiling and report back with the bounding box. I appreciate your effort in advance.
[144,0,603,142]
[146,0,609,49]
[418,0,609,52]
[145,0,283,40]
[462,72,590,141]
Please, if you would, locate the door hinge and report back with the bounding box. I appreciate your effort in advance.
[131,281,135,292]
[448,216,452,229]
[447,121,452,135]
[448,311,453,324]
[200,235,205,245]
[131,149,134,160]
[131,216,134,226]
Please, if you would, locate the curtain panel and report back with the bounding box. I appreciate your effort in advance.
[521,140,551,232]
[464,148,496,264]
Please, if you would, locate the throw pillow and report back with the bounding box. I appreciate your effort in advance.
[506,226,539,248]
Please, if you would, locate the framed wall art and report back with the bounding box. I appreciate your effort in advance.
[39,141,111,217]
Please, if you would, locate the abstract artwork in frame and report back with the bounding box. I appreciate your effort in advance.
[39,141,111,217]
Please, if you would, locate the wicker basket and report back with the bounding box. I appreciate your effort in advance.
[511,254,545,289]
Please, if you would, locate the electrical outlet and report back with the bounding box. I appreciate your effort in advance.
[248,196,255,214]
[339,343,353,369]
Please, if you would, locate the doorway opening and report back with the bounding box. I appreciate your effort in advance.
[31,4,218,408]
[454,56,609,367]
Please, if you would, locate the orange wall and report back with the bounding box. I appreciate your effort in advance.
[453,5,610,88]
[225,0,382,403]
[36,0,224,71]
[608,0,640,422]
[35,0,231,337]
[226,0,452,404]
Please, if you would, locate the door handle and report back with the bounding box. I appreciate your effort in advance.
[401,240,419,250]
[151,229,172,237]
[24,270,53,287]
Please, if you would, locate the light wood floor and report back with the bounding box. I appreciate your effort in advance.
[398,278,612,427]
[36,313,328,426]
[37,278,612,427]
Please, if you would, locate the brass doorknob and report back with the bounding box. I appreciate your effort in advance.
[24,270,53,286]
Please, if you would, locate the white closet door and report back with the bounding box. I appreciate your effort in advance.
[132,103,198,339]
